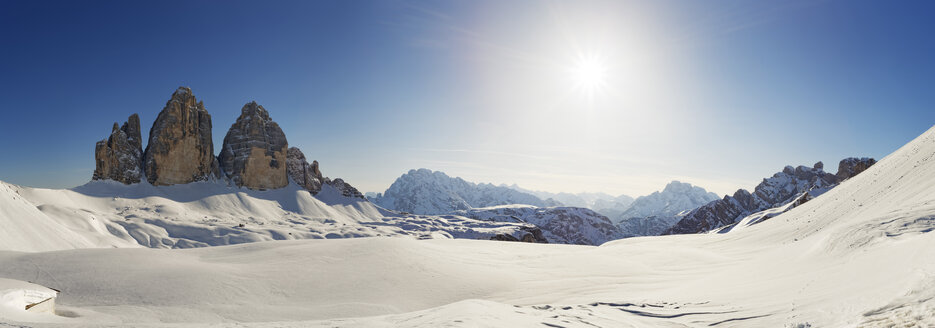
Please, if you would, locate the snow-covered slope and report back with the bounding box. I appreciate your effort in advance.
[0,180,541,252]
[0,181,139,252]
[667,158,875,235]
[370,169,552,215]
[2,126,935,327]
[454,204,620,245]
[613,181,719,236]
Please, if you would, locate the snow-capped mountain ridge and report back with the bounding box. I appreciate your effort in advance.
[370,168,552,215]
[666,158,876,235]
[612,181,720,237]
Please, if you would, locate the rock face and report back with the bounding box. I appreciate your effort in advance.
[665,158,876,235]
[143,87,220,185]
[92,114,143,184]
[371,168,550,214]
[489,227,548,243]
[218,102,289,190]
[286,146,365,198]
[837,157,877,180]
[286,147,323,194]
[324,178,365,199]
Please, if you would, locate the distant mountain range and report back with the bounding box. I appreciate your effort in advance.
[666,158,876,235]
[371,159,879,243]
[615,181,720,237]
[369,169,558,215]
[504,185,635,219]
[369,169,724,244]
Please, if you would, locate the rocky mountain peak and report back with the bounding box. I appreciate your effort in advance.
[240,101,272,120]
[666,157,877,235]
[286,147,324,194]
[661,180,705,194]
[93,114,143,184]
[218,102,289,190]
[614,180,720,236]
[372,168,550,215]
[143,87,220,185]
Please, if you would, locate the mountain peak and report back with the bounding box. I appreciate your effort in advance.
[662,180,694,193]
[240,101,271,120]
[372,169,549,215]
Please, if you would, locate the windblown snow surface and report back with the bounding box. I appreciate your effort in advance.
[0,181,537,252]
[2,126,935,327]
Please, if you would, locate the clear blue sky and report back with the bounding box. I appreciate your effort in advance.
[1,0,934,197]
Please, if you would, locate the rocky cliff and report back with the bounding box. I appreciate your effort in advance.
[286,146,365,198]
[92,114,143,184]
[665,158,876,235]
[324,178,365,199]
[143,87,220,185]
[218,102,289,190]
[286,147,323,194]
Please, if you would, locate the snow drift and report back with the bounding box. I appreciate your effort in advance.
[0,180,540,252]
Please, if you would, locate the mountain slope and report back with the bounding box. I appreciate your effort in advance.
[370,169,551,215]
[0,180,542,252]
[613,181,719,236]
[666,158,875,235]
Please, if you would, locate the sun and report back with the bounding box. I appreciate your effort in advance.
[569,52,609,102]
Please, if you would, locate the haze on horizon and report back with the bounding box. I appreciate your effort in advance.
[1,0,934,197]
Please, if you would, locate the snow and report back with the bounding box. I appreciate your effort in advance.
[370,168,551,215]
[1,126,935,326]
[455,205,620,245]
[0,180,537,252]
[0,278,58,323]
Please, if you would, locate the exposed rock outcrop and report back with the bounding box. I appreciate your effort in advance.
[92,114,143,184]
[218,102,288,190]
[665,157,876,235]
[286,146,364,198]
[837,157,877,181]
[489,227,548,243]
[286,147,323,194]
[324,178,365,199]
[457,205,614,245]
[143,87,220,185]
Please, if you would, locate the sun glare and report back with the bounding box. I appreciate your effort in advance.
[569,53,609,103]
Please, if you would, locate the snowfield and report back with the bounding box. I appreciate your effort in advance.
[0,180,540,252]
[1,125,935,327]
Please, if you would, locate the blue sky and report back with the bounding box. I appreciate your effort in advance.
[1,0,934,197]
